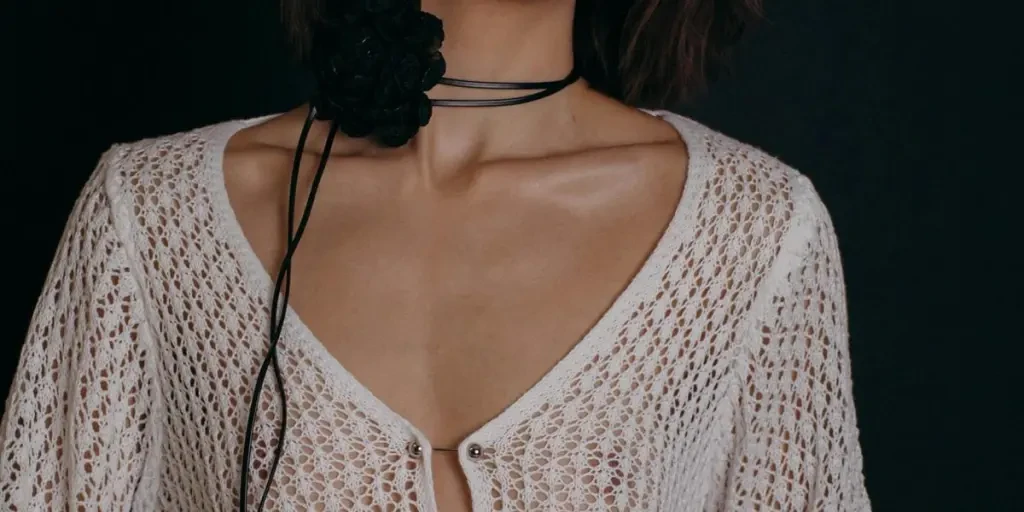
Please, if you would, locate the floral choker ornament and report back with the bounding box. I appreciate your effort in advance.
[310,0,579,147]
[238,1,580,510]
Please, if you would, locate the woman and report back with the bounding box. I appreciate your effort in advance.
[0,0,871,510]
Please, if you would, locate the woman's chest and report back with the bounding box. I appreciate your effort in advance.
[146,222,764,510]
[225,152,689,451]
[142,213,765,510]
[144,149,765,509]
[244,194,684,511]
[149,273,745,512]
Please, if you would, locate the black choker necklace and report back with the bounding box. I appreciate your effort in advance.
[237,2,579,510]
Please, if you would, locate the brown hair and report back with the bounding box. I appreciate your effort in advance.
[280,0,763,109]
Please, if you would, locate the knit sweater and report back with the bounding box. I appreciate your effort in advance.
[0,109,870,511]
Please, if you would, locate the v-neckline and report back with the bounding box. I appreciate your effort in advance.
[201,107,711,450]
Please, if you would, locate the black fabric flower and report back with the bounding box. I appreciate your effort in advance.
[310,0,446,147]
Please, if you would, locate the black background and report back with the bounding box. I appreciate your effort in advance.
[5,0,1018,510]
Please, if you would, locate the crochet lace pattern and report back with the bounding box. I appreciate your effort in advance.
[0,109,870,511]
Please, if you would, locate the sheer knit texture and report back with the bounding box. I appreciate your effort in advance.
[1,110,869,511]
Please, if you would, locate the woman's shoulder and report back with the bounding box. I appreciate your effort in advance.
[85,114,283,238]
[97,116,261,195]
[653,109,832,224]
[648,110,838,272]
[78,116,269,261]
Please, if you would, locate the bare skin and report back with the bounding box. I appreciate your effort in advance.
[222,2,689,509]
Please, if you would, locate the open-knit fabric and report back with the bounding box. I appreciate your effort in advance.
[1,110,870,511]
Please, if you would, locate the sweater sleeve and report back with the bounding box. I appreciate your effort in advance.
[0,149,156,510]
[724,176,870,511]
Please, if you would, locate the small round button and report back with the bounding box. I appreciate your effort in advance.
[407,441,423,458]
[466,443,483,459]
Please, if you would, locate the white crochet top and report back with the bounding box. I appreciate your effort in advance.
[1,109,870,511]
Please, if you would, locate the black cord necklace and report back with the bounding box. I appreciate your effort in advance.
[236,5,579,510]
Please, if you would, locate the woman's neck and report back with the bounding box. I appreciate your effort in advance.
[259,1,620,184]
[422,0,575,89]
[408,0,591,178]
